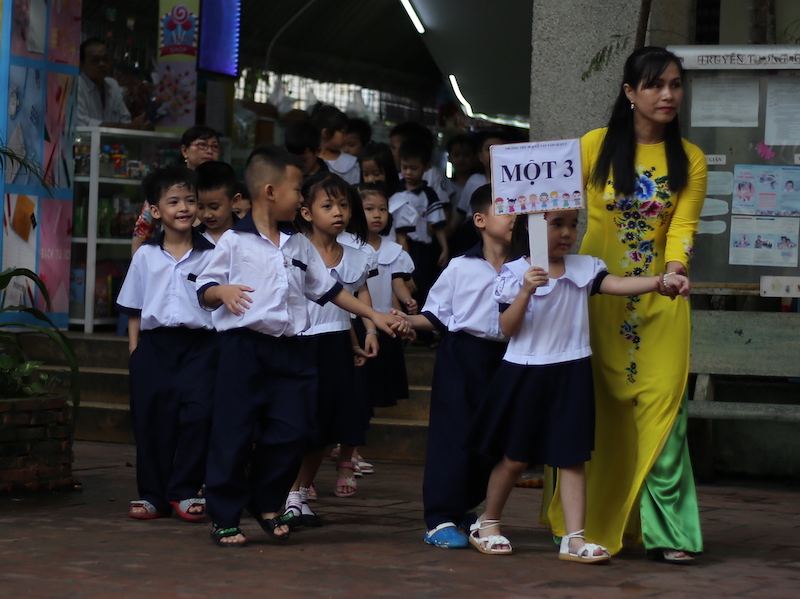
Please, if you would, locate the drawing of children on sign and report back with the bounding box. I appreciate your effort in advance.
[562,193,571,208]
[495,197,504,214]
[519,196,527,211]
[529,195,539,211]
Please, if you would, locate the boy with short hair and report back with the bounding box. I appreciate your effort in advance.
[195,161,240,244]
[343,118,372,157]
[284,121,329,180]
[390,138,449,305]
[116,166,218,523]
[197,144,403,548]
[398,184,514,548]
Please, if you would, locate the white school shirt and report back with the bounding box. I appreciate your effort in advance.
[76,73,132,127]
[365,239,414,313]
[420,243,506,341]
[388,185,446,245]
[195,213,341,337]
[116,229,215,331]
[494,255,608,366]
[456,173,488,218]
[325,152,361,185]
[301,244,377,336]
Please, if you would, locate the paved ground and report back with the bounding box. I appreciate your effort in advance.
[1,442,799,598]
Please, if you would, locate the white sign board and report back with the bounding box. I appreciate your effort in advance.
[490,139,583,215]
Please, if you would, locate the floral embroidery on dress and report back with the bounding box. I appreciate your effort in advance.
[603,165,673,383]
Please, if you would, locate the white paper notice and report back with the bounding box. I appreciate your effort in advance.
[707,171,734,196]
[765,78,800,146]
[691,77,759,127]
[729,215,799,267]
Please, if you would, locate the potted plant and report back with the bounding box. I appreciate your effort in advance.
[0,266,81,494]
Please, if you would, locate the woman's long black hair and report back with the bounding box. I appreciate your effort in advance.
[591,46,689,197]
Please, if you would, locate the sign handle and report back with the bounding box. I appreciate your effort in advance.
[527,212,549,270]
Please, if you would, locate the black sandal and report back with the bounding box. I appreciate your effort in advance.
[211,526,247,548]
[252,511,291,541]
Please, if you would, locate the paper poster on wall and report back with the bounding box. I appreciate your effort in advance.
[765,78,800,146]
[44,73,77,190]
[37,199,72,314]
[6,66,44,185]
[11,0,48,58]
[48,0,83,66]
[729,215,799,267]
[490,139,583,215]
[707,171,734,196]
[690,77,759,127]
[733,164,800,216]
[156,1,200,132]
[2,194,40,308]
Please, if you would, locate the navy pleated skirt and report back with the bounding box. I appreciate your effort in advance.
[467,357,595,468]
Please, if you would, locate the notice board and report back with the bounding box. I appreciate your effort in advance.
[669,45,800,293]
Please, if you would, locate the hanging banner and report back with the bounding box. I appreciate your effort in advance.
[155,1,199,131]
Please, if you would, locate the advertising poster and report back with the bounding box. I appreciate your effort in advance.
[44,72,77,189]
[729,215,799,267]
[490,139,583,215]
[48,0,82,66]
[36,198,72,313]
[733,164,800,216]
[155,1,199,131]
[1,193,39,308]
[5,66,44,185]
[10,0,48,58]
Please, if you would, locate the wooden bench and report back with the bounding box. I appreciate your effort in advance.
[689,309,800,478]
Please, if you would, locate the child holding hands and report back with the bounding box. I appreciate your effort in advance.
[467,209,689,562]
[196,146,402,548]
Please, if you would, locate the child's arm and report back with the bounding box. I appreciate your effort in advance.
[391,277,418,314]
[434,226,449,268]
[128,316,141,354]
[395,231,409,253]
[349,325,367,367]
[330,289,403,337]
[356,283,379,358]
[499,266,549,338]
[201,284,255,314]
[599,271,690,300]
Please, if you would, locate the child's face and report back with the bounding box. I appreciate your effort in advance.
[296,148,319,175]
[361,159,385,183]
[448,142,475,174]
[302,188,351,236]
[547,210,579,259]
[400,157,427,188]
[149,184,198,232]
[232,197,251,218]
[198,188,234,233]
[390,134,405,169]
[342,133,364,157]
[480,137,504,170]
[323,128,345,152]
[270,166,304,221]
[362,193,389,235]
[477,209,515,245]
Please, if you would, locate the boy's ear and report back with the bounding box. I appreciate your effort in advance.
[231,192,243,207]
[472,211,486,230]
[148,201,161,220]
[263,182,275,202]
[299,205,313,223]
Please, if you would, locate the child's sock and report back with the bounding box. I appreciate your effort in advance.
[299,486,316,516]
[284,490,302,518]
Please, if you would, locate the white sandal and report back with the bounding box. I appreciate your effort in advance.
[662,549,695,563]
[468,518,513,555]
[559,530,610,563]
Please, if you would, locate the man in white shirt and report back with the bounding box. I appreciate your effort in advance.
[77,38,152,129]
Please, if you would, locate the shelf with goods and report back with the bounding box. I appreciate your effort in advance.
[70,126,182,333]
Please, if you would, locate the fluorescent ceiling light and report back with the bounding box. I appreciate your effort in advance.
[449,74,473,117]
[400,0,425,34]
[450,74,529,128]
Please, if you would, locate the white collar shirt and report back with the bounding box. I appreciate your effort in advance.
[340,234,413,313]
[420,243,506,341]
[116,229,216,331]
[195,213,341,337]
[495,255,607,365]
[301,244,377,336]
[77,72,132,127]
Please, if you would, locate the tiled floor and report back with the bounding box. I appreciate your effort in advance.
[1,441,799,598]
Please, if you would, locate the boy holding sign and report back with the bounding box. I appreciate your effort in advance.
[463,141,691,562]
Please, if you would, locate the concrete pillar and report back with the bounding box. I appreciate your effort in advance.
[529,0,642,142]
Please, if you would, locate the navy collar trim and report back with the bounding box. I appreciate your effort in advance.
[143,227,215,251]
[463,242,486,259]
[233,211,295,235]
[195,212,240,234]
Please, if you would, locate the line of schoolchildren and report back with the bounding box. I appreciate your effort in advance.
[116,112,691,560]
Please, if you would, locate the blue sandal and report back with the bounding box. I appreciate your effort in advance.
[424,522,469,548]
